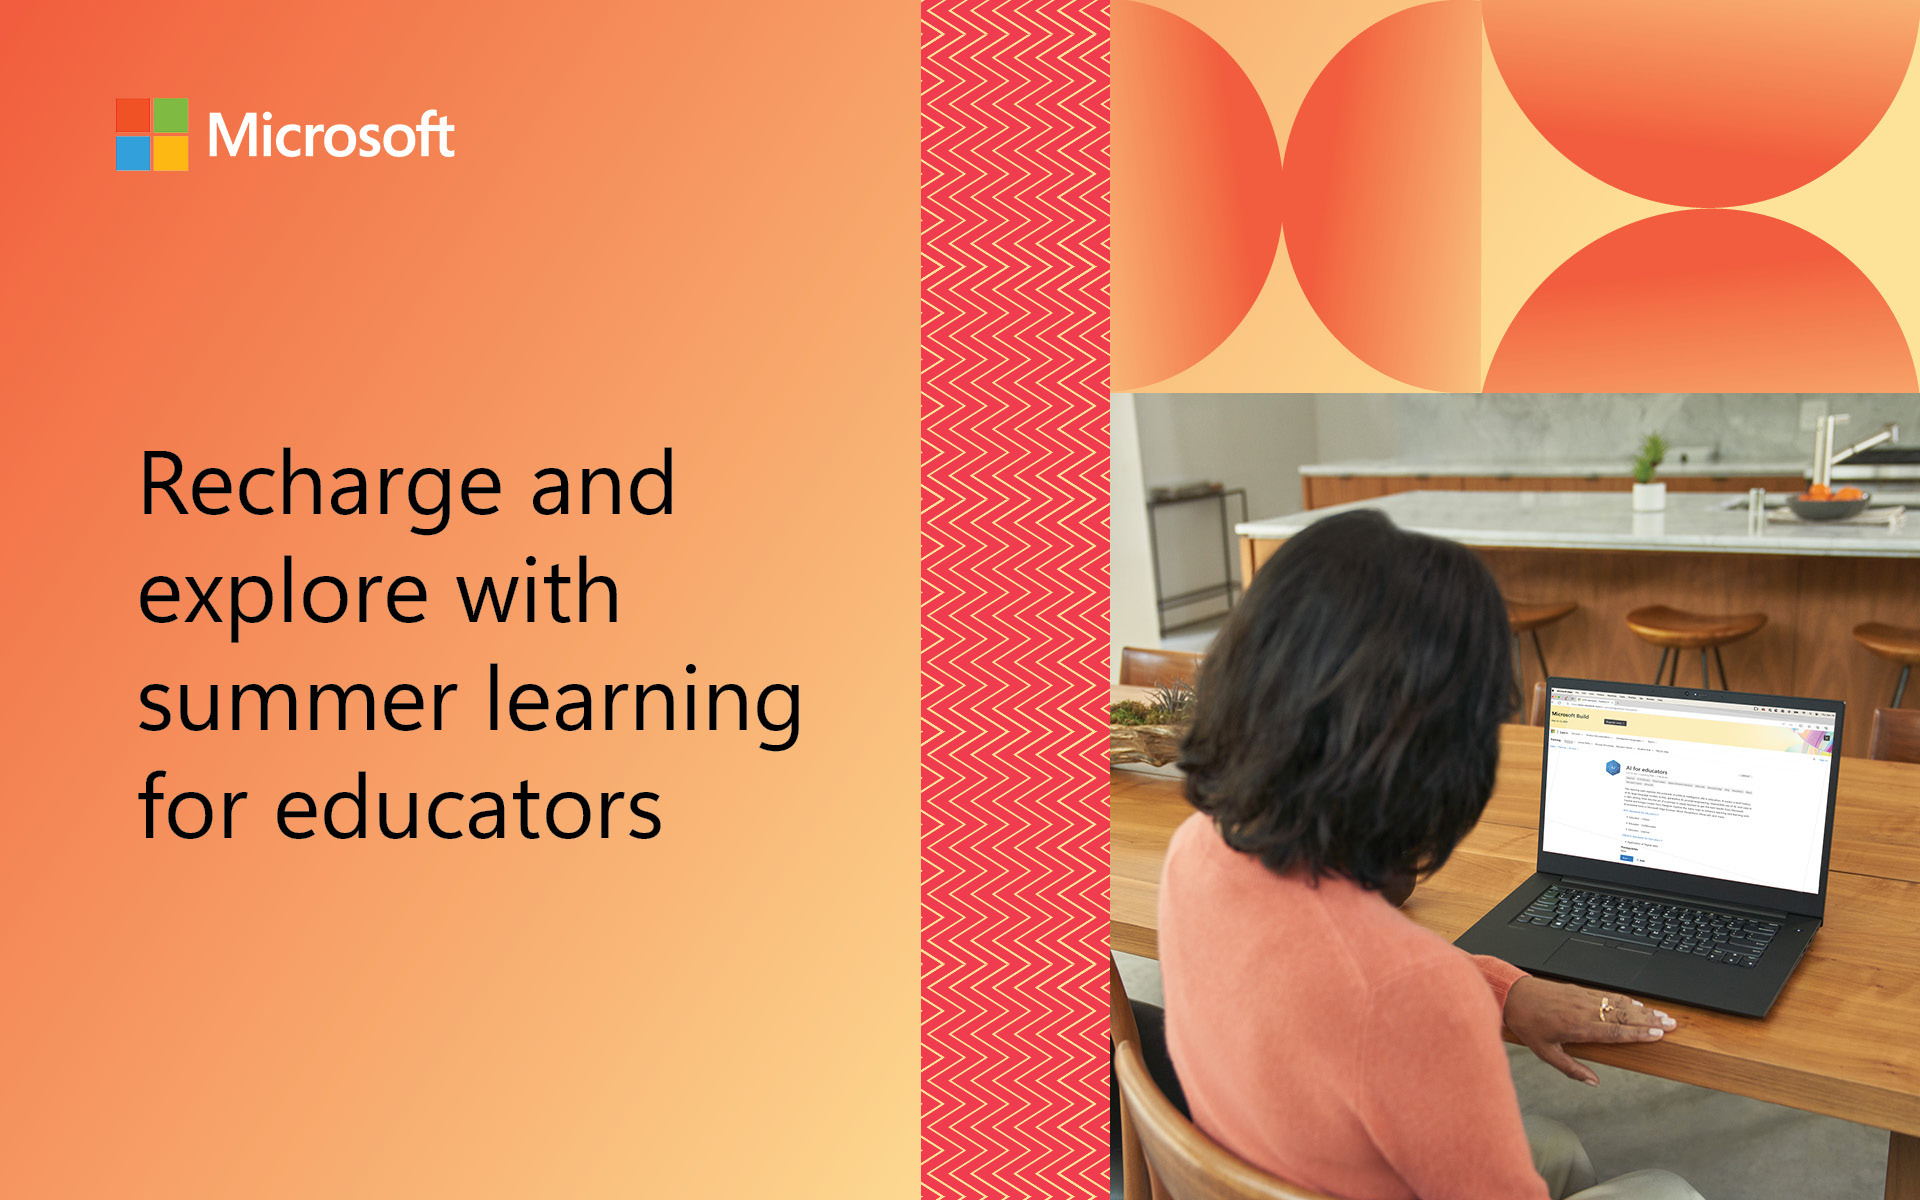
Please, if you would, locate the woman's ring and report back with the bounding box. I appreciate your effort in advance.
[1599,997,1614,1023]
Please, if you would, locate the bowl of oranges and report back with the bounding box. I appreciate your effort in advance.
[1788,483,1871,520]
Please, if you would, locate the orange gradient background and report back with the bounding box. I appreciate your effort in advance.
[0,3,919,1197]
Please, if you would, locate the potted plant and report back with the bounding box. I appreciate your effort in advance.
[1110,680,1196,767]
[1632,432,1668,511]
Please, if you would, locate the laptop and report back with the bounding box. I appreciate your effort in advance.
[1454,677,1843,1017]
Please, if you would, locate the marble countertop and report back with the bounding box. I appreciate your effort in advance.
[1236,490,1920,558]
[1298,457,1809,478]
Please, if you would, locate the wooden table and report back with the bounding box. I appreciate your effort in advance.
[1112,724,1920,1197]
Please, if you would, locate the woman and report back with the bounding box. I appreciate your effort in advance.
[1160,511,1701,1200]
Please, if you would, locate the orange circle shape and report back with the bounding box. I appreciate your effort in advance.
[1484,0,1920,207]
[1284,1,1482,393]
[1484,209,1915,391]
[1112,1,1283,389]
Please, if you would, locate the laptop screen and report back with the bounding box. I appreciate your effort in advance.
[1541,685,1838,895]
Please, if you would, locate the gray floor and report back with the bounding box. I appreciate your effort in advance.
[1114,952,1888,1199]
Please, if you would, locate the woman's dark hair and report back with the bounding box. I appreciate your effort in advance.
[1180,509,1511,891]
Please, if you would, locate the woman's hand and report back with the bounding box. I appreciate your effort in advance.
[1502,975,1677,1086]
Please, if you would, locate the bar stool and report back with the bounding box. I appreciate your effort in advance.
[1506,599,1578,703]
[1626,605,1767,689]
[1853,623,1920,708]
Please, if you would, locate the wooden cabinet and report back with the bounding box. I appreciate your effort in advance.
[1301,474,1470,507]
[1243,537,1286,580]
[1299,475,1392,508]
[1664,474,1806,494]
[1301,472,1805,509]
[1475,476,1567,492]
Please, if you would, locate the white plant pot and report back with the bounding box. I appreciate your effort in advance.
[1632,482,1667,512]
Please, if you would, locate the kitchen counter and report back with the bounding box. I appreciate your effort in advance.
[1238,490,1920,558]
[1299,457,1809,478]
[1235,491,1920,756]
[1293,459,1814,512]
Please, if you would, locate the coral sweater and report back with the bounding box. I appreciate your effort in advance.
[1159,813,1543,1200]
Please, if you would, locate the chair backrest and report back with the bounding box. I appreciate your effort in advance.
[1111,957,1142,1048]
[1869,707,1920,764]
[1114,1040,1342,1200]
[1529,681,1547,726]
[1121,647,1203,689]
[1112,958,1150,1200]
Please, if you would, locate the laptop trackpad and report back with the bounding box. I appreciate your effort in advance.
[1542,937,1652,989]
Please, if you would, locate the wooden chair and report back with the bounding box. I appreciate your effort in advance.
[1112,958,1150,1200]
[1529,680,1548,727]
[1869,707,1920,764]
[1625,605,1768,690]
[1121,647,1203,689]
[1114,1039,1341,1200]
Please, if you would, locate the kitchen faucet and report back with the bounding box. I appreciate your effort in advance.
[1812,414,1901,489]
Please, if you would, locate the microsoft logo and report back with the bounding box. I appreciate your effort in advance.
[111,97,457,169]
[116,98,189,171]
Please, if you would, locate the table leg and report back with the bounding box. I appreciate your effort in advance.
[1889,1131,1920,1200]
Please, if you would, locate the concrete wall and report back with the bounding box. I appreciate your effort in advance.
[1130,393,1318,627]
[1311,394,1403,462]
[1110,394,1161,680]
[1317,393,1918,464]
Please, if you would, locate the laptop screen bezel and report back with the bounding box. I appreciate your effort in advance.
[1536,676,1843,919]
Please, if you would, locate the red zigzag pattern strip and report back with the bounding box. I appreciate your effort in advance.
[921,0,1110,1196]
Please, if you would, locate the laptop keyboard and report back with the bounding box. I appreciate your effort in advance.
[1513,884,1780,967]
